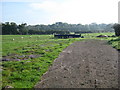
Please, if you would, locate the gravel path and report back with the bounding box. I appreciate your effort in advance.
[35,39,119,88]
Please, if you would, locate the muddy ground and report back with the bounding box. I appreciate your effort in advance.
[35,39,119,88]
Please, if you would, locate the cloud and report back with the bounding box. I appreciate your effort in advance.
[29,1,59,12]
[1,0,42,2]
[28,0,119,24]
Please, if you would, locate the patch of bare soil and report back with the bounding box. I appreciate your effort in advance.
[35,39,119,88]
[2,54,41,61]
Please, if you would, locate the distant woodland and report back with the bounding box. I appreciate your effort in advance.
[1,22,115,35]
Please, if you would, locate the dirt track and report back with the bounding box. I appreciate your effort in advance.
[35,39,119,88]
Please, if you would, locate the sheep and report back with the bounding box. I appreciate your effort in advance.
[104,35,108,37]
[29,36,32,38]
[21,37,23,39]
[12,38,15,41]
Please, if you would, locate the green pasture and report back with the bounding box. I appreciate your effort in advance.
[2,35,53,56]
[2,35,81,88]
[1,32,120,88]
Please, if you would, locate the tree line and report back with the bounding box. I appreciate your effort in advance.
[1,22,116,35]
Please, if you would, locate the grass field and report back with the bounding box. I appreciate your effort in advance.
[2,35,81,88]
[1,32,120,88]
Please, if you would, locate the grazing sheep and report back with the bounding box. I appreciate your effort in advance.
[12,38,14,41]
[29,36,32,38]
[104,35,108,37]
[21,37,23,39]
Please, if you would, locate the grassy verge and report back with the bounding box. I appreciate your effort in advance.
[82,32,120,50]
[2,35,81,88]
[108,37,120,50]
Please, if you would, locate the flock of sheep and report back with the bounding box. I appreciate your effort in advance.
[11,34,115,41]
[11,35,52,41]
[12,36,36,41]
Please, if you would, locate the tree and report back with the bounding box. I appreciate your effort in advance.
[2,22,11,35]
[2,22,115,35]
[2,22,19,35]
[18,23,27,35]
[113,24,120,36]
[10,22,18,34]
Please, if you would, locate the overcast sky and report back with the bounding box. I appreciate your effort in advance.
[1,0,120,25]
